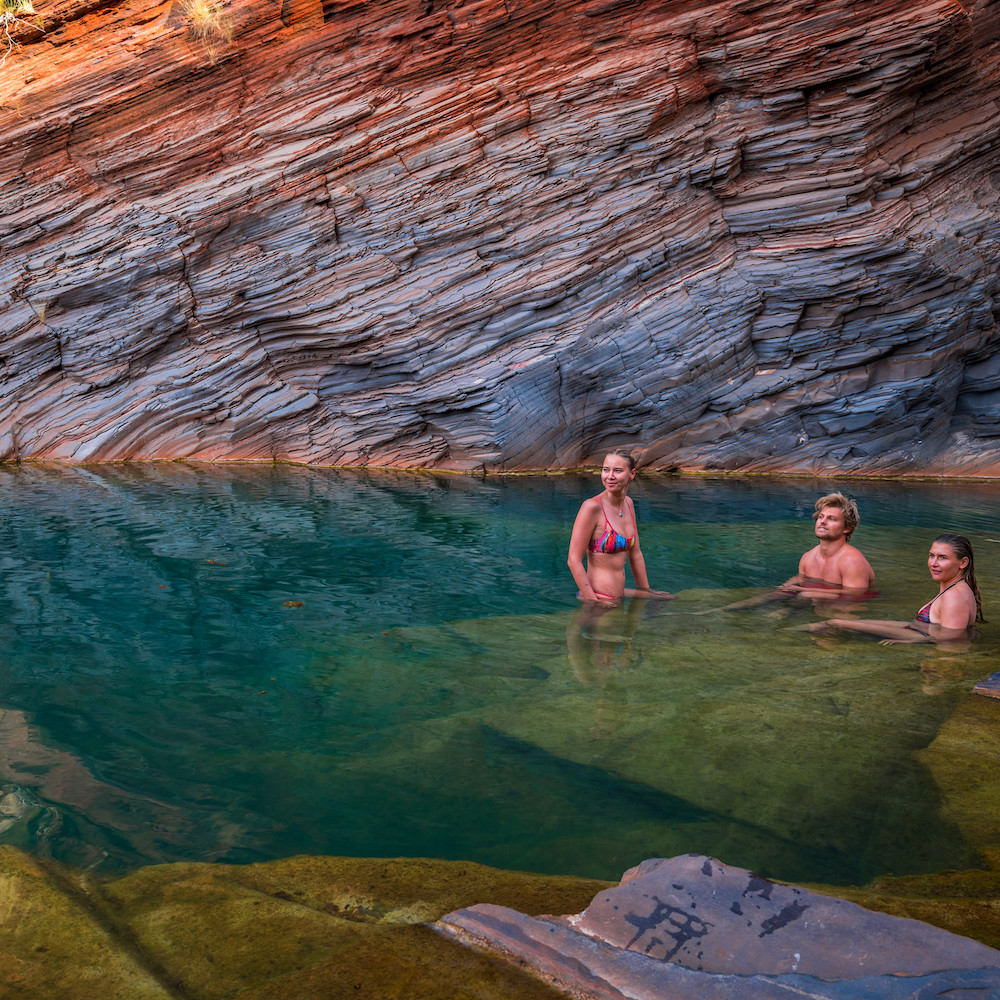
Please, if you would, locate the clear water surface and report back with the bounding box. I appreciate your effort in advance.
[0,463,996,886]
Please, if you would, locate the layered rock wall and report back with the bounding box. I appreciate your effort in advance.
[2,0,999,471]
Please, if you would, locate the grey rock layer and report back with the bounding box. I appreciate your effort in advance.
[2,0,999,472]
[435,854,1000,1000]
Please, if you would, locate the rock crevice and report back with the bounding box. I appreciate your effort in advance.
[2,0,999,471]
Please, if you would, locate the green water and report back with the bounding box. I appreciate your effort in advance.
[0,463,996,885]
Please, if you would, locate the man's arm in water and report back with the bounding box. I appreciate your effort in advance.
[796,549,873,599]
[696,558,809,613]
[773,552,812,596]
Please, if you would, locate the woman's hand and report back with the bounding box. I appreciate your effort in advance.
[623,588,676,601]
[580,593,620,608]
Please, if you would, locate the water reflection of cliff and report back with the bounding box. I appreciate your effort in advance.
[0,463,592,870]
[0,464,995,882]
[0,707,201,868]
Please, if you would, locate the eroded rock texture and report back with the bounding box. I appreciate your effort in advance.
[1,0,999,471]
[436,855,1000,1000]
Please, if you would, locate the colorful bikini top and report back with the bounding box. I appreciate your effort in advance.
[588,501,636,554]
[915,579,962,623]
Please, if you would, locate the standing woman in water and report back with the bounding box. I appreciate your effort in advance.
[815,533,985,645]
[567,448,675,606]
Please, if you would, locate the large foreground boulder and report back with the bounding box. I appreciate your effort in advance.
[435,854,1000,1000]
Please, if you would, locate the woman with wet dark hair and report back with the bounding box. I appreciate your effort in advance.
[811,533,984,645]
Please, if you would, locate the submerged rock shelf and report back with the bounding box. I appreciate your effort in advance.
[3,687,999,999]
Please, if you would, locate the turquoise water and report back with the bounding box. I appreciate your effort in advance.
[0,463,996,885]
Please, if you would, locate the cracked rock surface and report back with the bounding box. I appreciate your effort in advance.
[2,0,999,471]
[436,854,1000,1000]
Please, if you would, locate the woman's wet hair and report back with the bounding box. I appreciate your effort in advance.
[605,448,638,472]
[934,533,986,623]
[813,492,860,539]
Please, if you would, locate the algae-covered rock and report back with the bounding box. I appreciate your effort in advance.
[98,854,611,1000]
[773,688,1000,953]
[823,691,1000,950]
[0,849,606,1000]
[918,692,1000,860]
[0,846,172,1000]
[2,846,1000,999]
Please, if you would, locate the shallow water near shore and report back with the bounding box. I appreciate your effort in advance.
[0,463,997,886]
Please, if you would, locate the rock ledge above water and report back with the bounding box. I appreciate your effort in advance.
[2,0,1000,474]
[435,854,1000,1000]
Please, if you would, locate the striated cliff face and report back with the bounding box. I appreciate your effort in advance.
[2,0,999,472]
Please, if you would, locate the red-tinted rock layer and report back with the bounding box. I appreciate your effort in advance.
[2,0,999,472]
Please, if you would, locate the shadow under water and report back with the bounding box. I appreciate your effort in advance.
[0,463,996,886]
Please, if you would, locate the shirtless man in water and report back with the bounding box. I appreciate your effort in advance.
[705,492,874,612]
[780,492,875,599]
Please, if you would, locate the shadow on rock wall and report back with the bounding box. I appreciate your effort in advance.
[1,0,999,472]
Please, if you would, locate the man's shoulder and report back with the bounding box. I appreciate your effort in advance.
[799,543,823,564]
[801,539,873,585]
[839,542,873,566]
[834,542,875,586]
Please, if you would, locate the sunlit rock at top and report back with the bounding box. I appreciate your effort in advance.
[1,0,999,474]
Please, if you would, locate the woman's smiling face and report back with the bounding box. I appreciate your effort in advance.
[928,540,969,583]
[601,454,635,493]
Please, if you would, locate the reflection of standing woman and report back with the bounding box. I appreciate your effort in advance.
[567,449,674,606]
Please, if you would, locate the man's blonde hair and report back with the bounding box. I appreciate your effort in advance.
[813,492,860,539]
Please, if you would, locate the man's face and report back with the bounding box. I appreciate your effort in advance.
[814,506,846,541]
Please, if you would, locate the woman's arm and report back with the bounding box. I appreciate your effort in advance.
[813,618,926,642]
[568,500,602,602]
[881,621,972,647]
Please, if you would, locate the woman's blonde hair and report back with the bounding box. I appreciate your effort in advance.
[605,447,638,472]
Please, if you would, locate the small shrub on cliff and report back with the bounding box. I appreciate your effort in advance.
[183,0,232,63]
[1,0,43,66]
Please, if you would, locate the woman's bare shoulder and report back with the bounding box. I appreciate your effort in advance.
[942,579,976,603]
[572,495,604,527]
[937,580,977,626]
